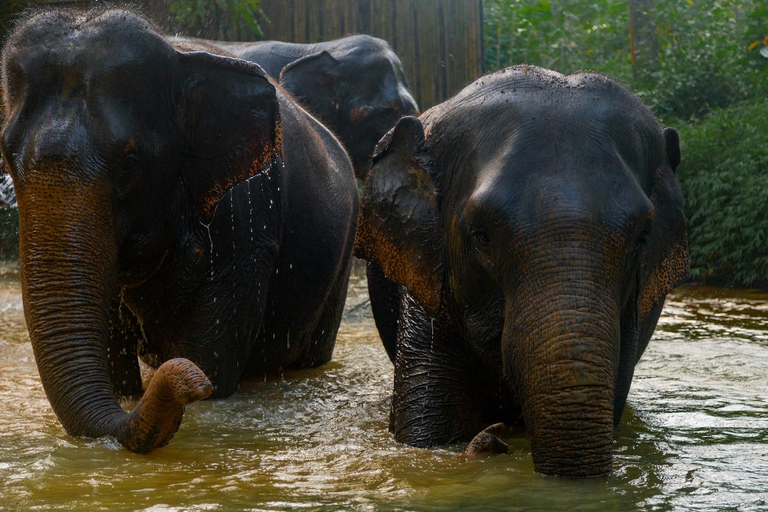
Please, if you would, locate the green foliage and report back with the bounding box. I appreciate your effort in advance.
[168,0,267,37]
[485,1,768,288]
[484,0,632,80]
[676,99,768,287]
[484,0,767,125]
[638,0,767,122]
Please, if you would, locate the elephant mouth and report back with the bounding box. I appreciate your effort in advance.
[119,249,168,288]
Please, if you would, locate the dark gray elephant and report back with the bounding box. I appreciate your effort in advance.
[0,9,358,453]
[355,66,689,477]
[170,35,419,180]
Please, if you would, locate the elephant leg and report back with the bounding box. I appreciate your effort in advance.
[391,293,487,447]
[292,261,352,369]
[614,299,665,424]
[106,295,144,397]
[367,261,400,363]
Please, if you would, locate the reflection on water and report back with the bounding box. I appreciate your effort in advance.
[1,269,768,510]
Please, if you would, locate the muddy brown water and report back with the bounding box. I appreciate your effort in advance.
[1,264,767,510]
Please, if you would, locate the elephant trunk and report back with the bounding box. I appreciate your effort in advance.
[18,172,212,453]
[503,242,620,477]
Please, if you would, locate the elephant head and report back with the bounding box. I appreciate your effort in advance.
[355,67,689,476]
[0,9,281,452]
[278,36,419,179]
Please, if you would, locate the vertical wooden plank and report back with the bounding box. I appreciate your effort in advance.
[273,0,292,42]
[467,0,483,80]
[437,0,448,102]
[444,0,475,98]
[322,0,343,40]
[456,0,472,90]
[356,0,372,35]
[445,0,458,97]
[342,0,358,36]
[394,0,417,104]
[389,0,397,51]
[236,0,484,105]
[478,0,485,76]
[415,0,442,109]
[369,0,391,44]
[259,0,291,41]
[293,0,308,42]
[305,0,322,42]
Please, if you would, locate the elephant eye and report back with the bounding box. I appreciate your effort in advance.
[122,153,138,176]
[634,227,651,252]
[627,228,651,268]
[116,153,140,198]
[471,228,491,249]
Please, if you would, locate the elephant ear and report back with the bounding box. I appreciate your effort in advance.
[638,127,689,324]
[180,51,282,222]
[354,116,444,316]
[279,51,341,131]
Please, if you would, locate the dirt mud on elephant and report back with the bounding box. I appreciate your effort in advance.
[355,66,689,477]
[0,8,358,452]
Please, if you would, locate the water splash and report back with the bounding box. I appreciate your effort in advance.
[2,268,767,510]
[0,175,17,208]
[230,189,237,345]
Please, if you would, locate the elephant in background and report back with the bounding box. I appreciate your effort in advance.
[169,35,419,180]
[355,66,689,477]
[1,9,358,453]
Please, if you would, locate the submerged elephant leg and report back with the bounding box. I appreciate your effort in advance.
[391,294,489,447]
[367,262,401,364]
[106,295,144,397]
[292,260,352,369]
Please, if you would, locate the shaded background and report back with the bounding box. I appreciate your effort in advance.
[0,0,484,110]
[1,0,767,288]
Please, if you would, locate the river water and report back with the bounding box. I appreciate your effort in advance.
[1,265,767,511]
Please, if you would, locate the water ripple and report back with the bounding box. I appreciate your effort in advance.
[1,276,768,510]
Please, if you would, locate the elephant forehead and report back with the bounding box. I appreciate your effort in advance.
[427,67,661,153]
[427,99,661,199]
[464,149,655,249]
[6,9,172,81]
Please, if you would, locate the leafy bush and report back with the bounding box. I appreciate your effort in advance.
[484,0,768,125]
[485,1,767,288]
[168,0,267,38]
[0,1,268,43]
[638,0,767,123]
[484,0,632,79]
[676,99,768,286]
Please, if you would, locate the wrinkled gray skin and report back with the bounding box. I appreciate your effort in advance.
[355,67,689,477]
[0,9,358,453]
[169,35,419,179]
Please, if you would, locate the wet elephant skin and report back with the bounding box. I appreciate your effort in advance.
[170,35,419,180]
[355,66,689,477]
[0,9,358,453]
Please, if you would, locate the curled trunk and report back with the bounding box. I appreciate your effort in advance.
[18,175,211,453]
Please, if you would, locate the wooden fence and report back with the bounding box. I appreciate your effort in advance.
[1,0,484,109]
[257,0,484,109]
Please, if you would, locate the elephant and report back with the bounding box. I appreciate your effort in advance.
[354,66,689,477]
[169,35,419,180]
[0,9,358,453]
